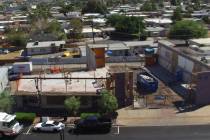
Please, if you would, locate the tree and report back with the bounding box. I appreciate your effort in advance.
[29,3,51,23]
[170,0,181,6]
[6,28,29,47]
[202,16,210,24]
[192,0,201,10]
[98,90,118,114]
[64,96,80,116]
[0,91,14,113]
[141,0,157,11]
[107,15,145,34]
[59,4,74,16]
[169,20,208,40]
[70,18,83,39]
[172,7,182,22]
[82,0,108,14]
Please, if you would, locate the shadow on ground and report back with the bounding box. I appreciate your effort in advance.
[174,101,204,113]
[68,128,111,135]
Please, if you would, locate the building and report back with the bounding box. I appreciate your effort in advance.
[13,66,133,110]
[26,41,65,56]
[82,27,102,38]
[145,27,166,37]
[158,39,210,105]
[144,18,172,28]
[0,67,8,94]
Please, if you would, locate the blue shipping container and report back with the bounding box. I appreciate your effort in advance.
[137,72,158,93]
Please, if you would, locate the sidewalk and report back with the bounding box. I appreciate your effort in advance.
[117,105,210,126]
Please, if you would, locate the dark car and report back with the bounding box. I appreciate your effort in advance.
[74,116,112,134]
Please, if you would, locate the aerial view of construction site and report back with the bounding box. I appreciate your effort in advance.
[2,0,210,139]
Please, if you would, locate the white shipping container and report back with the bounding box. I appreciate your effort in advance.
[13,62,33,74]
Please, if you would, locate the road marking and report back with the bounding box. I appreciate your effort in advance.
[113,125,120,135]
[23,125,33,135]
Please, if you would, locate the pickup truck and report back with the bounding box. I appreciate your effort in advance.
[74,116,112,134]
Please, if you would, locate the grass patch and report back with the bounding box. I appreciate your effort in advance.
[80,113,101,120]
[15,112,36,123]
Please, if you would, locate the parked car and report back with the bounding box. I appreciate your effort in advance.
[74,116,112,133]
[33,121,65,132]
[0,49,9,54]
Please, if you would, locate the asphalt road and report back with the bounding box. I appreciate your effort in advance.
[4,125,210,140]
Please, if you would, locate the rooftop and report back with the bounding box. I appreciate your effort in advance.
[190,38,210,46]
[26,41,65,49]
[0,112,15,122]
[82,27,101,33]
[16,67,110,96]
[144,18,172,24]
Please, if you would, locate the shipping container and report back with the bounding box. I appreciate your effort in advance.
[12,62,32,74]
[137,72,158,94]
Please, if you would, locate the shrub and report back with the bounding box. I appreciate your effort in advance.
[80,113,101,120]
[15,112,36,122]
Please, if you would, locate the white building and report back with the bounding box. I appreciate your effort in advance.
[26,41,65,56]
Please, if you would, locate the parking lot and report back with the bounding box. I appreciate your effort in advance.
[1,125,121,140]
[3,125,210,140]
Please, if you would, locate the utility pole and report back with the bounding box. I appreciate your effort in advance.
[139,19,141,41]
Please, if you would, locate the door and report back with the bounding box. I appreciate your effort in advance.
[42,124,54,131]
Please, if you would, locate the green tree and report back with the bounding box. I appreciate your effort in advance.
[171,0,181,6]
[6,28,29,47]
[82,0,108,14]
[59,4,74,16]
[141,0,157,11]
[169,20,208,40]
[202,16,210,24]
[64,96,80,116]
[0,91,14,113]
[70,18,83,39]
[192,0,201,10]
[107,15,145,34]
[29,3,51,23]
[172,7,182,22]
[98,90,118,114]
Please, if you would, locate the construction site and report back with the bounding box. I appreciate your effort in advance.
[8,42,189,117]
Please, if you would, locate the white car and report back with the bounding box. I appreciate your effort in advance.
[33,121,65,132]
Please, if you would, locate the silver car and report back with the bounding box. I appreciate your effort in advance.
[33,121,65,132]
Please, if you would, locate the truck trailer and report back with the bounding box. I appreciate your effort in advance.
[0,112,23,136]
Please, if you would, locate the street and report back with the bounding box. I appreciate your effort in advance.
[4,125,210,140]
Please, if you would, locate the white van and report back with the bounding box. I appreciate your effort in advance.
[0,112,23,136]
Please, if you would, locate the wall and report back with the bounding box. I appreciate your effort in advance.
[30,57,86,65]
[27,47,52,56]
[106,56,144,63]
[196,71,210,105]
[0,68,8,93]
[158,45,173,72]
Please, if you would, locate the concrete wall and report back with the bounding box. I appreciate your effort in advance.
[27,46,60,56]
[30,57,87,65]
[106,56,144,63]
[196,71,210,105]
[158,45,173,72]
[0,68,8,93]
